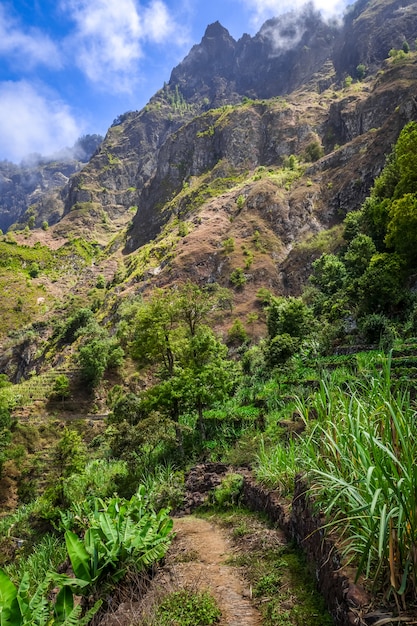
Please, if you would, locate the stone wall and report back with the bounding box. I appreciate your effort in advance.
[182,463,373,626]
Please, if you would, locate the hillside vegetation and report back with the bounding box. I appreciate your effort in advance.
[2,1,417,622]
[1,118,417,622]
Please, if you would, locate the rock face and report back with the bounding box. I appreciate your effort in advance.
[334,0,417,76]
[4,0,417,295]
[170,8,338,105]
[0,135,103,232]
[0,160,79,232]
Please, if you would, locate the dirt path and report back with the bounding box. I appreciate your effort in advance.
[171,516,262,626]
[98,515,263,625]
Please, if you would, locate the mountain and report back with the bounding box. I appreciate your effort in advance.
[1,0,417,371]
[0,134,103,233]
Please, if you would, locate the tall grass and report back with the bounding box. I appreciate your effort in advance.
[304,356,417,605]
[254,436,299,496]
[5,534,67,593]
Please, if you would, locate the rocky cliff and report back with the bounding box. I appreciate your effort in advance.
[3,0,417,310]
[0,135,103,233]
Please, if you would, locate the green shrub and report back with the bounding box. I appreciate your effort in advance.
[228,319,248,344]
[96,274,106,289]
[212,473,243,508]
[222,237,235,253]
[28,262,40,278]
[304,140,324,162]
[230,267,246,288]
[358,313,395,348]
[155,589,221,625]
[266,333,299,366]
[61,308,94,343]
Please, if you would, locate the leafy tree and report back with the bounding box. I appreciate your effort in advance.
[51,374,71,401]
[385,193,417,265]
[267,333,300,367]
[344,75,353,88]
[356,63,366,80]
[177,281,225,337]
[358,253,406,314]
[343,234,376,278]
[61,307,94,343]
[343,210,364,242]
[267,296,313,339]
[310,254,347,296]
[228,319,248,344]
[78,336,124,388]
[392,121,417,198]
[129,283,236,445]
[178,328,238,438]
[48,428,86,505]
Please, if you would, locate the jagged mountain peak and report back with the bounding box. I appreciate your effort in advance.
[203,21,234,40]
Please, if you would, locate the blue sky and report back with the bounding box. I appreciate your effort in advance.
[0,0,351,163]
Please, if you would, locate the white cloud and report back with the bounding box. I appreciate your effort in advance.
[0,81,82,163]
[61,0,186,92]
[0,6,61,69]
[242,0,348,27]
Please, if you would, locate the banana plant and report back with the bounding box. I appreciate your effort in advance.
[0,569,101,626]
[61,493,173,594]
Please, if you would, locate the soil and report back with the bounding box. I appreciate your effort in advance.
[99,515,263,626]
[167,517,262,626]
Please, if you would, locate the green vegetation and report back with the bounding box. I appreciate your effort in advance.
[154,589,221,625]
[215,510,333,626]
[230,267,246,288]
[0,488,172,624]
[4,99,417,625]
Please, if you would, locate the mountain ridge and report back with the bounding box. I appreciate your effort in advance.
[1,0,417,349]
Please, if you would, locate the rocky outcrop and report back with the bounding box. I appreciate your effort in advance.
[5,1,417,298]
[0,136,102,232]
[170,8,338,105]
[334,0,417,77]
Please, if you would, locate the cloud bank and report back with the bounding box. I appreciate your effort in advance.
[0,82,82,163]
[243,0,348,26]
[61,0,187,92]
[0,6,61,69]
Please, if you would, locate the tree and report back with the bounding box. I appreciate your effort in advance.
[51,374,71,402]
[107,392,175,470]
[343,210,364,242]
[0,404,11,478]
[266,333,300,367]
[78,336,123,389]
[129,283,236,445]
[385,193,417,265]
[358,253,406,314]
[61,308,94,343]
[356,64,366,80]
[178,328,238,438]
[392,122,417,198]
[48,428,86,505]
[343,234,376,278]
[267,296,313,339]
[311,254,347,296]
